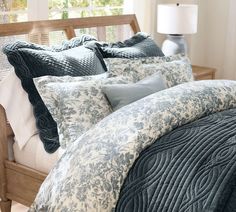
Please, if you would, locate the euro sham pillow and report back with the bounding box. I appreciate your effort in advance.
[3,35,106,153]
[102,73,167,111]
[53,34,97,50]
[105,53,186,78]
[34,75,133,149]
[84,32,164,58]
[105,55,193,88]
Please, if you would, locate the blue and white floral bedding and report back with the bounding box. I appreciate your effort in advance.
[29,80,236,212]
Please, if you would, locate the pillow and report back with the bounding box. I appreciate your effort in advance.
[141,60,193,87]
[105,53,186,78]
[105,55,193,87]
[0,72,107,151]
[102,73,167,111]
[34,76,133,149]
[84,32,164,58]
[0,72,38,150]
[3,36,106,153]
[34,72,108,88]
[53,34,97,50]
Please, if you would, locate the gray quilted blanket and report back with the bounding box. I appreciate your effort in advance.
[29,80,236,212]
[116,108,236,212]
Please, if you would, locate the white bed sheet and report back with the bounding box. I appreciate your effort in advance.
[13,134,65,174]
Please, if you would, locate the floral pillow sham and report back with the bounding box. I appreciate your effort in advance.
[105,53,185,75]
[141,59,193,87]
[104,54,187,77]
[3,35,106,153]
[34,75,133,149]
[105,55,193,88]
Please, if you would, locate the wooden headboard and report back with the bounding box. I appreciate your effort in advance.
[0,14,140,40]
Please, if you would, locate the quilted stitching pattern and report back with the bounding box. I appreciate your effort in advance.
[116,109,236,212]
[3,35,106,153]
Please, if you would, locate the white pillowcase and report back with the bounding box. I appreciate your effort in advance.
[0,72,38,149]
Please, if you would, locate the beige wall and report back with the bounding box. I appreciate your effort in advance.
[143,0,232,79]
[189,0,230,79]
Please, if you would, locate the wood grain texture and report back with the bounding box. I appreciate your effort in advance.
[65,26,76,40]
[0,14,139,38]
[192,65,216,80]
[0,200,12,212]
[0,105,9,200]
[6,163,46,207]
[0,105,12,212]
[0,14,140,210]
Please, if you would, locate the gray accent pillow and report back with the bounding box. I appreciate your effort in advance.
[102,73,167,111]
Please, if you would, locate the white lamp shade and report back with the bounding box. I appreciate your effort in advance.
[157,4,198,35]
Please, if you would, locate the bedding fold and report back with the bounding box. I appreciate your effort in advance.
[29,80,236,212]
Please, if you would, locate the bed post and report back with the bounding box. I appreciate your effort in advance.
[0,105,12,212]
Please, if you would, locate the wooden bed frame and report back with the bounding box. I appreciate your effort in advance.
[0,14,140,212]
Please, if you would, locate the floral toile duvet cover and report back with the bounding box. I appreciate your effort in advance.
[29,80,236,212]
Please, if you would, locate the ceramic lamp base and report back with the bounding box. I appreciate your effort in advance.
[162,34,187,56]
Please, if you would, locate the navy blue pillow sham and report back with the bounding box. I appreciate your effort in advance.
[3,35,106,153]
[84,32,164,58]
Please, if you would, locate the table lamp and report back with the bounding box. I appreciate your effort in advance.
[157,3,198,56]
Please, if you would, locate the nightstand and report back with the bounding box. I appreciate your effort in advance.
[192,65,216,80]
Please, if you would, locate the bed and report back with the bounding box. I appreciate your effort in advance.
[0,15,236,212]
[0,14,141,211]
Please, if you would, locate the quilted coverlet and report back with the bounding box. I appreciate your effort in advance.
[116,108,236,212]
[29,80,236,212]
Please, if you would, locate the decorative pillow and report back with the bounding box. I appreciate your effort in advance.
[102,73,167,111]
[141,59,193,87]
[3,36,107,153]
[54,34,97,51]
[34,76,133,149]
[105,55,193,87]
[34,72,108,88]
[84,32,164,58]
[105,53,186,78]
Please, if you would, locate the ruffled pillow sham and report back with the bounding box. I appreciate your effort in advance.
[34,75,133,149]
[105,54,194,87]
[3,35,106,153]
[84,32,164,58]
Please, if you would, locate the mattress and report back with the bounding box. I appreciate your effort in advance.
[13,134,65,174]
